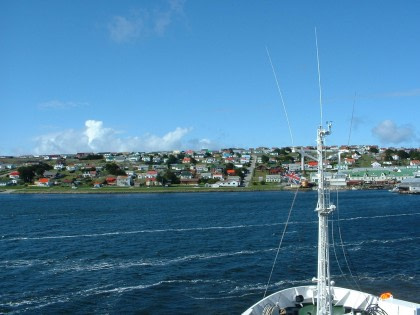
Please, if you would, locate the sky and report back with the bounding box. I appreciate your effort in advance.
[1,0,419,155]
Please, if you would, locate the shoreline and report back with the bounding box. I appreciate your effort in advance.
[0,186,392,194]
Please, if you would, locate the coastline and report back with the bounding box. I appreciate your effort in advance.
[0,186,287,194]
[0,185,392,194]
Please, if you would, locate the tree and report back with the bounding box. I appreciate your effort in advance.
[80,154,104,160]
[235,169,245,179]
[369,147,379,154]
[33,162,52,176]
[225,163,234,170]
[409,150,420,160]
[163,169,180,184]
[397,150,409,160]
[105,163,126,176]
[17,166,35,183]
[261,155,269,163]
[166,155,178,166]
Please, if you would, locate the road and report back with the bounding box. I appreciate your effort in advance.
[243,154,257,187]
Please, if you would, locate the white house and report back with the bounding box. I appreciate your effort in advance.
[266,175,282,182]
[117,176,133,187]
[371,162,381,168]
[211,179,240,188]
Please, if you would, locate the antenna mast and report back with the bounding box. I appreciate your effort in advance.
[315,122,335,315]
[314,28,336,315]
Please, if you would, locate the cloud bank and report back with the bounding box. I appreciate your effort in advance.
[372,120,417,144]
[33,120,201,154]
[108,0,186,43]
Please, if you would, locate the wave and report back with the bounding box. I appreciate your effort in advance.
[3,212,418,242]
[0,224,295,242]
[48,249,275,273]
[338,212,420,222]
[336,236,420,248]
[0,279,234,312]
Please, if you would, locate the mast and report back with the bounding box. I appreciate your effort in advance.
[315,122,335,315]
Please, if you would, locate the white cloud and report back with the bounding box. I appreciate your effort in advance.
[33,120,194,154]
[372,120,417,144]
[108,0,186,43]
[108,16,144,43]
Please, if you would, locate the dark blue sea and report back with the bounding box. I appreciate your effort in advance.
[0,190,419,314]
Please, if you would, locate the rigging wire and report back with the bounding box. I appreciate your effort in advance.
[263,45,299,299]
[347,92,357,146]
[265,46,295,147]
[330,191,355,289]
[263,187,299,298]
[335,191,363,291]
[330,198,352,287]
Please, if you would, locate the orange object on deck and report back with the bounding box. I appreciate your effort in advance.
[380,292,393,300]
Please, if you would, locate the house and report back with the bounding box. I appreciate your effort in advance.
[117,176,133,187]
[152,156,161,163]
[371,162,381,168]
[170,164,185,171]
[126,170,136,177]
[392,154,400,161]
[128,156,140,162]
[146,170,158,178]
[199,172,212,179]
[205,158,215,164]
[137,173,147,179]
[269,167,283,175]
[410,160,420,166]
[153,165,168,171]
[226,169,236,176]
[36,178,53,187]
[307,161,318,169]
[114,156,126,163]
[9,171,20,179]
[137,165,149,171]
[180,178,199,186]
[105,155,116,162]
[66,164,78,172]
[54,163,65,170]
[182,157,191,164]
[0,180,13,186]
[212,172,224,180]
[211,179,240,187]
[227,176,241,183]
[106,177,117,185]
[224,157,235,163]
[180,171,193,179]
[146,177,161,186]
[344,158,355,165]
[82,170,97,178]
[266,175,282,183]
[195,164,209,172]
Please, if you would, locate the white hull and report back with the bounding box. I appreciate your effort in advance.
[243,286,420,315]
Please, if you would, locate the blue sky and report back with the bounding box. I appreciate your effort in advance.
[1,0,419,155]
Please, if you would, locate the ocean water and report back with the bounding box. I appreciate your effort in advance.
[0,190,419,314]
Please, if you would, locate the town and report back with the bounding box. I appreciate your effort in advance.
[1,145,419,193]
